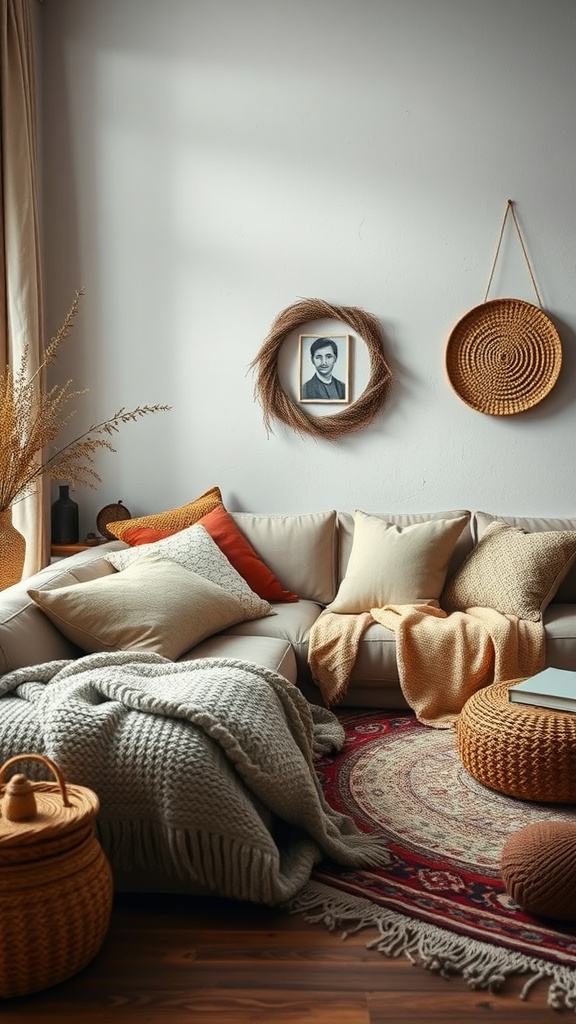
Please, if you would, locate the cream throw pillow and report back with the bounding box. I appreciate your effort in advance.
[29,553,263,659]
[328,511,470,613]
[107,523,272,620]
[442,520,576,621]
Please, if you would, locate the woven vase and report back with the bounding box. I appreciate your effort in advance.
[0,508,26,591]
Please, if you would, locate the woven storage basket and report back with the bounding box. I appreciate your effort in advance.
[0,753,113,999]
[445,298,562,416]
[457,680,576,803]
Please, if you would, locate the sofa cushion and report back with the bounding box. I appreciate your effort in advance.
[220,599,323,681]
[231,511,338,605]
[443,520,576,621]
[184,635,298,686]
[476,512,576,603]
[328,511,470,613]
[29,553,263,659]
[106,523,272,621]
[105,485,223,541]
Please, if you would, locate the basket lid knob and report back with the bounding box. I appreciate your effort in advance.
[1,773,37,821]
[0,754,100,850]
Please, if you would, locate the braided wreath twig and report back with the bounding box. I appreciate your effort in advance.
[250,298,393,440]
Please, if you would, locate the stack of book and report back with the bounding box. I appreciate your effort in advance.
[508,667,576,713]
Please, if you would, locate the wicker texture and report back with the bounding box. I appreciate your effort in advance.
[442,520,576,622]
[0,754,113,999]
[96,500,132,539]
[501,822,576,920]
[0,509,26,591]
[457,680,576,803]
[446,298,562,416]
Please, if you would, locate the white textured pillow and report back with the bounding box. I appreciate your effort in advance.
[107,523,272,620]
[328,510,470,613]
[29,553,265,658]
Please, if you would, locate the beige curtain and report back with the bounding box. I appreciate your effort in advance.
[0,0,48,575]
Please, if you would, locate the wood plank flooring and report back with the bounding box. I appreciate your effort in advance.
[0,893,562,1022]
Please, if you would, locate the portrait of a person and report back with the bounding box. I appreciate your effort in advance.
[300,336,347,402]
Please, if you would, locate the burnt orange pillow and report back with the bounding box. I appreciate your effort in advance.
[121,504,299,603]
[105,486,223,541]
[122,526,178,546]
[198,505,298,602]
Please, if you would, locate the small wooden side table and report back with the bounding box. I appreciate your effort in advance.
[50,540,107,561]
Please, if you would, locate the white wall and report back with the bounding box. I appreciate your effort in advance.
[40,0,576,538]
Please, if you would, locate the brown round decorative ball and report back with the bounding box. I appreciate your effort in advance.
[501,822,576,920]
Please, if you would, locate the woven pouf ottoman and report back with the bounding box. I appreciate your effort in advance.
[501,822,576,920]
[457,679,576,803]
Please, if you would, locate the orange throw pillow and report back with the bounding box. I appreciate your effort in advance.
[121,526,178,546]
[199,505,299,603]
[106,486,223,541]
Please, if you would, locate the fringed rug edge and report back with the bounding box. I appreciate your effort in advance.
[286,879,576,1014]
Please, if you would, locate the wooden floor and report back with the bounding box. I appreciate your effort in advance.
[0,892,564,1022]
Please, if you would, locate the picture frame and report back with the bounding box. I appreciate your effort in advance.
[299,334,350,404]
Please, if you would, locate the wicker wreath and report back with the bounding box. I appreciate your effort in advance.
[250,298,393,440]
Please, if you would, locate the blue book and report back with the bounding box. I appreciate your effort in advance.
[508,668,576,713]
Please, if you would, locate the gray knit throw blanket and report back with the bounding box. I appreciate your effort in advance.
[0,651,387,904]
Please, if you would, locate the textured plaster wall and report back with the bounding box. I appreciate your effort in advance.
[40,0,576,538]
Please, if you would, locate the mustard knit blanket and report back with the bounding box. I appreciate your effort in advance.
[308,604,545,728]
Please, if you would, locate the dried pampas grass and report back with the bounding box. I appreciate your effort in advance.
[250,298,393,440]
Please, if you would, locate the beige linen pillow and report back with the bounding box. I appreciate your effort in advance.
[327,510,470,613]
[231,510,338,604]
[442,521,576,621]
[28,553,263,659]
[107,523,272,621]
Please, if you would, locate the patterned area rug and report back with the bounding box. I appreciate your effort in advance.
[289,710,576,1010]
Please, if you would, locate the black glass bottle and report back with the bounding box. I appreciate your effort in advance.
[51,485,79,544]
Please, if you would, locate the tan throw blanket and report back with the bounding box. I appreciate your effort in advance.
[308,604,545,728]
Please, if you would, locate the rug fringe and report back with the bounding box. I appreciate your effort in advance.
[287,880,576,1013]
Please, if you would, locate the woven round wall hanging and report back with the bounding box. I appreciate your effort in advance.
[446,200,562,416]
[446,297,562,416]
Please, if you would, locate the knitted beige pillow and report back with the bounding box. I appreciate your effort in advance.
[442,520,576,621]
[29,553,261,659]
[106,485,223,541]
[327,511,470,613]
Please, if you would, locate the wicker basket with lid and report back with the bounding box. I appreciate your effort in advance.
[0,753,113,999]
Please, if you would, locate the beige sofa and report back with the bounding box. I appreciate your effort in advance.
[2,507,576,710]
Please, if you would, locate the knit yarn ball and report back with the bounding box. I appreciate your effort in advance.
[501,822,576,920]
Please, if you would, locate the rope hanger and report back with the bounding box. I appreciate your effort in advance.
[484,199,543,307]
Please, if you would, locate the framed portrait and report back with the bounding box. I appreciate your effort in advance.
[298,334,350,404]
